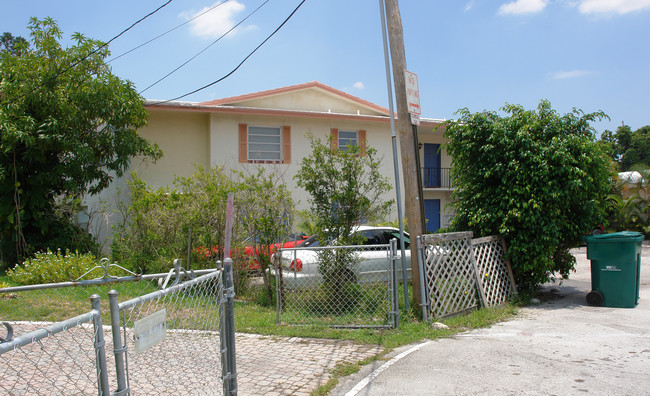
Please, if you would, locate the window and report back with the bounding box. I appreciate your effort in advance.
[248,126,281,161]
[239,124,291,163]
[330,128,367,154]
[338,130,358,150]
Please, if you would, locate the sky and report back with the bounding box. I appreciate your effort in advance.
[3,0,650,135]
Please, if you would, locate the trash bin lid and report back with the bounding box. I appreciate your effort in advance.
[583,231,645,243]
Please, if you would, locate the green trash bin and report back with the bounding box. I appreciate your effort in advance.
[582,231,644,308]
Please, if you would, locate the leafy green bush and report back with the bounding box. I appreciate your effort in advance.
[111,167,239,274]
[445,100,611,291]
[7,249,102,285]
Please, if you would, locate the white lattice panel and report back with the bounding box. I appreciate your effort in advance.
[419,232,482,319]
[471,236,517,307]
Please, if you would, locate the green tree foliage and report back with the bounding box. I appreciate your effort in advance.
[444,100,610,290]
[112,166,294,299]
[0,18,161,266]
[0,32,29,56]
[112,167,240,274]
[295,135,393,244]
[295,135,393,312]
[236,167,294,305]
[598,124,650,171]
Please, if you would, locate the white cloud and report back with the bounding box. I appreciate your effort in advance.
[578,0,650,15]
[465,1,475,11]
[498,0,548,15]
[353,81,365,90]
[549,70,595,79]
[182,1,249,39]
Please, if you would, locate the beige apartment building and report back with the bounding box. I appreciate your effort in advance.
[85,81,455,250]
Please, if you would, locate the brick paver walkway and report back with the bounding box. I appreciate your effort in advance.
[236,333,383,395]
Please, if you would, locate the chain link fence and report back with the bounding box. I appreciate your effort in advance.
[110,269,225,395]
[417,232,517,321]
[274,243,398,328]
[0,259,237,395]
[0,296,109,395]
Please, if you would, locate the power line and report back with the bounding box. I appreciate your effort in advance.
[108,0,228,64]
[140,0,271,95]
[1,0,174,107]
[149,0,307,105]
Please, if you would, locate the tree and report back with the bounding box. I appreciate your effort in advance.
[236,167,294,305]
[295,135,393,245]
[0,18,161,266]
[444,100,611,291]
[598,124,650,171]
[0,32,29,56]
[294,135,393,311]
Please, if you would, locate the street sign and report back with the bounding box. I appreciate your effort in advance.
[404,70,421,115]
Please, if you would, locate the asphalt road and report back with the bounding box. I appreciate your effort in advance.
[332,241,650,396]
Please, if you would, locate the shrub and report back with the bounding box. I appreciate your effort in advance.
[7,249,102,285]
[445,100,611,291]
[111,166,242,274]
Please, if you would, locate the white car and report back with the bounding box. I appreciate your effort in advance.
[273,226,412,288]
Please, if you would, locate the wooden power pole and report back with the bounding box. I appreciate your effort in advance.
[384,0,423,306]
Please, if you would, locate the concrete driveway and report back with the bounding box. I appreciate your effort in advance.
[331,241,650,395]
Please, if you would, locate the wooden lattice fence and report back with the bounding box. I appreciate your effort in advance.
[417,232,517,321]
[471,236,517,308]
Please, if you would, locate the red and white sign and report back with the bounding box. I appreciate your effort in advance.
[404,70,421,115]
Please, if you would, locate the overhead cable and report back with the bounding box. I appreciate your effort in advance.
[140,0,271,95]
[108,0,228,64]
[149,0,307,105]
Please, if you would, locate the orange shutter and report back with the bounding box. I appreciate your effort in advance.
[238,124,248,163]
[330,128,338,151]
[282,126,291,163]
[359,130,367,156]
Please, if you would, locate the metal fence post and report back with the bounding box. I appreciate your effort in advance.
[108,290,129,395]
[222,258,238,396]
[416,236,428,322]
[90,294,110,396]
[390,238,399,328]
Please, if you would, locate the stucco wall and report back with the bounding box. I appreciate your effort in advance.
[135,109,210,187]
[208,112,398,215]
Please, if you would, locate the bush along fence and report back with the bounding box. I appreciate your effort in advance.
[0,258,238,396]
[416,232,518,321]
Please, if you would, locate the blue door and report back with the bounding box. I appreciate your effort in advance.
[424,199,441,233]
[423,144,441,187]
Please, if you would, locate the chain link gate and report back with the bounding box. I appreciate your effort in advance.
[274,242,399,328]
[109,268,233,395]
[0,295,110,395]
[0,262,238,395]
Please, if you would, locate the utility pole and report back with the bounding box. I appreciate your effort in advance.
[384,0,423,306]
